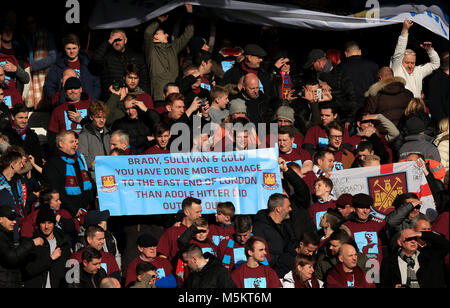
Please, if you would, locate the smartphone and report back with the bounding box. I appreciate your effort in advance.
[316,88,323,101]
[68,104,77,112]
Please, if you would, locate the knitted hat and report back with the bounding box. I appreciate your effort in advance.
[189,36,207,54]
[352,193,373,209]
[276,105,295,123]
[36,205,56,225]
[404,115,426,135]
[303,49,326,69]
[0,206,17,221]
[137,234,158,248]
[84,210,110,227]
[336,194,353,209]
[64,77,82,91]
[229,98,247,115]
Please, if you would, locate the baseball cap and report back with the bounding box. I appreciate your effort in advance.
[0,206,17,220]
[64,77,82,91]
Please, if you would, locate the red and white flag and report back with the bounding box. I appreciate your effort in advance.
[330,161,436,221]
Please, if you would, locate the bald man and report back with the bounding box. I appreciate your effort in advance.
[326,243,375,288]
[390,19,440,98]
[100,277,121,288]
[232,73,271,125]
[364,66,413,126]
[380,228,448,288]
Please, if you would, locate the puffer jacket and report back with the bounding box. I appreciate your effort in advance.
[0,225,35,288]
[89,41,150,101]
[364,77,413,126]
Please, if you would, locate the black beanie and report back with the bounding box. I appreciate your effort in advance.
[36,205,56,225]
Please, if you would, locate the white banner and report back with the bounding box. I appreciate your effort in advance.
[329,161,437,221]
[88,0,449,39]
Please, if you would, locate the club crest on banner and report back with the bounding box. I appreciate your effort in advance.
[101,175,118,193]
[262,173,279,190]
[367,172,407,219]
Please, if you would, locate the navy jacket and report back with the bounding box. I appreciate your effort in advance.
[43,51,101,106]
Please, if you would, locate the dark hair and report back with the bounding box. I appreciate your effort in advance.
[153,122,171,137]
[10,104,28,116]
[38,187,59,206]
[193,50,212,67]
[62,33,80,47]
[234,215,253,233]
[299,231,320,247]
[182,197,202,211]
[319,102,337,114]
[82,246,102,263]
[136,261,157,276]
[278,126,295,138]
[313,149,334,166]
[0,150,22,172]
[357,141,374,153]
[329,229,359,252]
[392,193,419,209]
[85,225,105,241]
[163,83,179,95]
[244,236,267,258]
[184,243,203,258]
[124,63,140,78]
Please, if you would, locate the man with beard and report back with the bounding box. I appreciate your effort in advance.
[231,236,282,288]
[47,77,91,153]
[253,193,297,278]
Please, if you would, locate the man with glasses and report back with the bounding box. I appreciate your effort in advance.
[324,120,354,170]
[385,193,422,251]
[380,228,448,288]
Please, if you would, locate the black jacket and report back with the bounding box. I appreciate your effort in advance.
[425,69,449,124]
[252,209,298,278]
[89,41,150,100]
[184,253,237,288]
[0,225,35,288]
[338,55,379,110]
[22,227,72,288]
[283,168,316,242]
[67,266,107,288]
[111,109,160,154]
[380,231,449,288]
[318,64,357,125]
[42,149,96,217]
